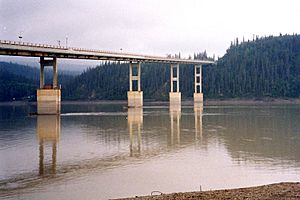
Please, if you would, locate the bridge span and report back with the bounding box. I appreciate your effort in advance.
[0,40,214,114]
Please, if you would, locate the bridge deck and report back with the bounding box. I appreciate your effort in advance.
[0,40,214,65]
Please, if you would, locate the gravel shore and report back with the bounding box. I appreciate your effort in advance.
[116,182,300,200]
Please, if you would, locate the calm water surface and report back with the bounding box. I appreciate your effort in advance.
[0,102,300,199]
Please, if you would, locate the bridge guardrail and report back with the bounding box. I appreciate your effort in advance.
[0,39,215,63]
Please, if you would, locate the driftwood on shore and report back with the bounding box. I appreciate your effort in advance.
[117,182,300,200]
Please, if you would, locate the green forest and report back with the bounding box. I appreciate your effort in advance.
[204,34,300,98]
[0,62,74,101]
[0,34,300,101]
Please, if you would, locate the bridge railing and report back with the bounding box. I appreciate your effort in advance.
[0,39,162,58]
[0,39,214,62]
[0,39,70,50]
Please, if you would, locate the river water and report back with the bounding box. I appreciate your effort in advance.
[0,102,300,199]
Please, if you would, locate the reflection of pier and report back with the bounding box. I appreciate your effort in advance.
[127,108,143,157]
[1,106,208,196]
[170,104,181,145]
[37,115,60,175]
[194,103,203,141]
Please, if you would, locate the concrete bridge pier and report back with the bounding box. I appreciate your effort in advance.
[169,63,181,105]
[37,57,61,115]
[127,62,143,107]
[194,64,203,103]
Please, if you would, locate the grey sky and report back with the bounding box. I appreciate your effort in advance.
[1,0,300,59]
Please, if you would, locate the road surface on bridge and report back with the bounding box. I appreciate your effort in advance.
[0,40,214,65]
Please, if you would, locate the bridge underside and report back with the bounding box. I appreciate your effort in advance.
[35,59,204,114]
[0,40,213,114]
[0,41,213,64]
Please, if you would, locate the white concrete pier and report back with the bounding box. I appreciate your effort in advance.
[194,64,203,103]
[37,57,61,115]
[169,63,181,105]
[128,62,143,107]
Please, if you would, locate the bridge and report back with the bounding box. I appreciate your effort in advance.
[0,40,214,114]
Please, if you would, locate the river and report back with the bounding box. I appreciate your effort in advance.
[1,102,300,199]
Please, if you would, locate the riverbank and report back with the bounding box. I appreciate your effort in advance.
[117,182,300,200]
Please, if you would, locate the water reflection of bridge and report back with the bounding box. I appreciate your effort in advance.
[4,105,300,198]
[170,104,181,145]
[128,108,143,157]
[0,104,203,196]
[37,104,204,169]
[127,103,203,155]
[34,105,300,177]
[37,115,60,176]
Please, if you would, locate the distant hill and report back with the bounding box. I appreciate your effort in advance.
[0,62,75,101]
[0,67,37,101]
[0,62,40,80]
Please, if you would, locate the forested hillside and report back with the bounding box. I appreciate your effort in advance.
[63,34,300,100]
[204,34,300,98]
[1,34,300,101]
[0,62,75,101]
[0,68,37,101]
[63,62,172,100]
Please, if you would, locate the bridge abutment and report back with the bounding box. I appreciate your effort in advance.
[194,64,203,103]
[128,62,143,107]
[169,63,181,105]
[37,57,61,115]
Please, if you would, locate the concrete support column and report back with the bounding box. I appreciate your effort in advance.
[170,64,173,92]
[53,57,58,89]
[138,62,141,92]
[177,64,179,92]
[128,62,143,107]
[129,62,133,91]
[37,57,61,114]
[40,58,45,89]
[194,64,203,103]
[169,63,181,105]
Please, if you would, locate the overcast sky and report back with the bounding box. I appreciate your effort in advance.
[1,0,300,60]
